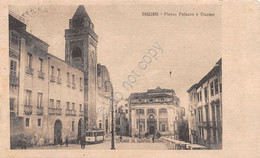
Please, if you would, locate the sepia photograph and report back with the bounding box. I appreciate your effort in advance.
[7,4,223,151]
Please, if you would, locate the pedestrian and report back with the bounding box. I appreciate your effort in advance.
[65,137,69,147]
[120,135,122,143]
[152,135,155,143]
[59,137,62,146]
[20,138,26,149]
[81,136,85,149]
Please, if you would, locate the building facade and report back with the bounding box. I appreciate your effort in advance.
[187,58,222,149]
[128,87,182,138]
[96,64,113,136]
[9,6,102,148]
[115,99,130,136]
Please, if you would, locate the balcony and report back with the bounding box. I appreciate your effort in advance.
[48,107,62,115]
[56,108,62,115]
[38,71,45,79]
[24,105,32,115]
[36,106,44,116]
[79,111,84,116]
[80,85,84,91]
[48,107,56,115]
[57,77,62,84]
[9,75,19,87]
[66,109,76,116]
[50,75,56,82]
[25,66,34,75]
[67,81,71,87]
[209,121,216,128]
[72,82,76,89]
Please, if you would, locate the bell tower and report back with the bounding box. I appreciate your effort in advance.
[65,5,98,130]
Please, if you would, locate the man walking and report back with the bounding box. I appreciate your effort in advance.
[81,136,85,149]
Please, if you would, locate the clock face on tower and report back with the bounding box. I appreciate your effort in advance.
[149,115,155,119]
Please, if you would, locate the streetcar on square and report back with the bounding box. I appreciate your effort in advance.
[85,130,105,144]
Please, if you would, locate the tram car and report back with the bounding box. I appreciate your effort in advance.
[85,130,105,144]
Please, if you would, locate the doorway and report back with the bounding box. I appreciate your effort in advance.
[149,125,155,135]
[54,120,62,144]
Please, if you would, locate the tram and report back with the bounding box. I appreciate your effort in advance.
[85,130,105,144]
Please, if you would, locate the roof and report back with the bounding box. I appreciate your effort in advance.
[147,86,175,94]
[187,58,222,91]
[187,84,198,93]
[72,5,91,22]
[129,92,174,100]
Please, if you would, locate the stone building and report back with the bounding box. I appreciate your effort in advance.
[9,6,103,148]
[96,64,113,136]
[128,87,182,138]
[187,58,222,149]
[115,99,130,136]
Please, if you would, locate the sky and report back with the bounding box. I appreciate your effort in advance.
[9,5,221,111]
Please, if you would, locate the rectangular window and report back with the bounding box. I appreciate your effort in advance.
[39,58,43,72]
[215,79,219,94]
[220,84,222,93]
[204,87,208,101]
[126,109,128,114]
[50,99,54,108]
[67,72,70,83]
[38,119,41,126]
[72,121,75,131]
[27,53,32,68]
[162,124,166,131]
[51,66,54,76]
[210,82,214,97]
[79,104,82,111]
[80,77,82,86]
[66,102,70,110]
[37,93,43,107]
[72,74,75,83]
[199,91,202,101]
[10,98,15,110]
[26,118,30,127]
[194,109,196,115]
[56,100,61,109]
[10,60,17,77]
[72,103,75,110]
[57,68,60,78]
[26,90,32,105]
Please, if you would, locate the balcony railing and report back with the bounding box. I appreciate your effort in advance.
[79,111,84,116]
[50,75,56,82]
[9,75,19,87]
[72,82,76,89]
[56,108,62,115]
[66,109,76,116]
[57,77,62,84]
[38,71,45,79]
[48,107,56,115]
[80,85,84,91]
[48,107,62,115]
[36,106,44,116]
[25,66,34,75]
[24,105,32,115]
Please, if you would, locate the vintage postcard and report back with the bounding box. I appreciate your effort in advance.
[1,1,259,158]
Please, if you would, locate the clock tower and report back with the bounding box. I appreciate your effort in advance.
[65,5,98,130]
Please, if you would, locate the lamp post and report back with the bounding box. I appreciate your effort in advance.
[105,81,115,150]
[139,110,141,139]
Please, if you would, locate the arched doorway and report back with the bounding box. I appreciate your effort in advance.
[149,125,155,135]
[54,120,62,145]
[78,118,83,142]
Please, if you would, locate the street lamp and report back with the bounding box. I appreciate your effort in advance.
[139,110,141,139]
[105,81,115,150]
